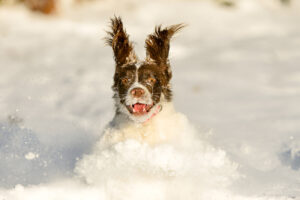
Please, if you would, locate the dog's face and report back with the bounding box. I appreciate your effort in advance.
[114,63,170,117]
[106,17,184,122]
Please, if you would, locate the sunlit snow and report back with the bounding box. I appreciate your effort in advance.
[0,0,300,199]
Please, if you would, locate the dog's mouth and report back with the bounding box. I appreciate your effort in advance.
[126,103,154,116]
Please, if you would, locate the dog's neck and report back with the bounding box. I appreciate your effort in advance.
[101,102,184,147]
[111,100,170,127]
[112,91,170,124]
[142,104,162,124]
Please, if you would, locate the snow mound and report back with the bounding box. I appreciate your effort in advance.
[1,128,293,200]
[75,138,238,199]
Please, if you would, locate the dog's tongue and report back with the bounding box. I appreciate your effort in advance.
[133,103,146,114]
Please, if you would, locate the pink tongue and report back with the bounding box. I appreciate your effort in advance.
[133,103,146,113]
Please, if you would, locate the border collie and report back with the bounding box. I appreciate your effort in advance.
[100,17,187,146]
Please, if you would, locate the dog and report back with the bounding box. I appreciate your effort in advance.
[75,19,237,193]
[100,17,189,147]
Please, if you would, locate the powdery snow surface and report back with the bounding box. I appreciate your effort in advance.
[0,0,300,199]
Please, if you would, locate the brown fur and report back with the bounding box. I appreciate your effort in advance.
[105,17,137,67]
[145,24,185,82]
[106,17,184,115]
[113,64,136,105]
[138,64,172,102]
[145,24,185,65]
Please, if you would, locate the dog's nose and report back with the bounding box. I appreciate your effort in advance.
[131,88,145,98]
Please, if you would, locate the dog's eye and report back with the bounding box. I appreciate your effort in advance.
[147,77,156,84]
[121,78,129,85]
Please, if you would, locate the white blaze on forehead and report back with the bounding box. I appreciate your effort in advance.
[126,82,153,105]
[125,66,153,106]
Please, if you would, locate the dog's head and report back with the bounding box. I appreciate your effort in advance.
[106,17,184,123]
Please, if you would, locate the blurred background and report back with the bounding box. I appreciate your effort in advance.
[0,0,300,198]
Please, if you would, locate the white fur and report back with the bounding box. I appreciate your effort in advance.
[125,51,138,65]
[135,61,143,69]
[125,82,153,106]
[101,102,196,147]
[115,93,161,124]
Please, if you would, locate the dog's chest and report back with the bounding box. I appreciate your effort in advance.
[101,104,191,146]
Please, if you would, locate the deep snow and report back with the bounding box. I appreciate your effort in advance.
[0,0,300,199]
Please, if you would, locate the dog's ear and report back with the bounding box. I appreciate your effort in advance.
[106,17,137,66]
[145,24,185,67]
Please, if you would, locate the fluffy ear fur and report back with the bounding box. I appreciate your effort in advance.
[106,17,137,66]
[145,24,185,66]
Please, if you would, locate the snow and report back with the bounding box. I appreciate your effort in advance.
[24,152,39,160]
[0,0,300,199]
